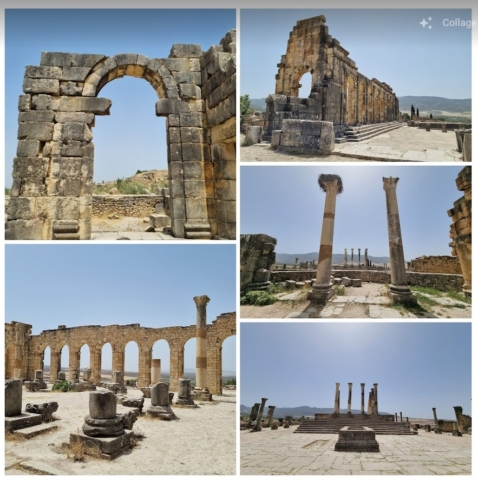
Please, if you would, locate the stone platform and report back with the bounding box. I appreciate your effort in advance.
[12,423,58,439]
[5,412,42,431]
[70,431,134,460]
[335,426,380,452]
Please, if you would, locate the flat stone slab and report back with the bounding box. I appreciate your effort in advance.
[12,423,58,439]
[70,430,134,460]
[275,291,305,301]
[14,460,69,476]
[5,413,42,431]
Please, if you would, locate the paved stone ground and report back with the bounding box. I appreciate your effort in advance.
[241,283,471,319]
[241,426,471,475]
[91,217,178,240]
[240,127,464,163]
[5,387,235,475]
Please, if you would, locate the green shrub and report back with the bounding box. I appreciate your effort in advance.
[223,378,236,386]
[240,290,276,306]
[52,380,73,392]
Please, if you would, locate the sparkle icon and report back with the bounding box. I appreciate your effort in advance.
[420,18,429,28]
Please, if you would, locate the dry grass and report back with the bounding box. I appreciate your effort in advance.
[5,430,26,443]
[63,430,102,462]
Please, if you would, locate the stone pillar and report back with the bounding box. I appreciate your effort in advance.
[83,368,91,382]
[138,348,152,388]
[364,249,368,269]
[358,248,361,267]
[347,383,352,414]
[453,406,465,434]
[383,177,417,304]
[5,379,23,416]
[147,382,176,419]
[151,359,161,385]
[334,382,340,414]
[395,413,398,422]
[309,174,343,304]
[112,347,124,384]
[360,383,365,414]
[344,248,347,266]
[114,371,122,384]
[194,295,210,392]
[90,348,101,385]
[254,397,268,431]
[50,352,59,383]
[176,378,196,406]
[351,248,354,267]
[400,412,402,422]
[69,349,80,383]
[266,406,276,427]
[373,383,378,415]
[247,403,260,428]
[432,407,440,432]
[169,346,183,393]
[83,391,124,437]
[206,344,222,395]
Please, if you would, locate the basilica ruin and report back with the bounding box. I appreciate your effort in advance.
[6,30,236,240]
[261,16,400,149]
[5,296,236,395]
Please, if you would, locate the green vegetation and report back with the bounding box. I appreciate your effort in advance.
[334,285,345,296]
[52,380,74,392]
[93,177,168,195]
[223,377,236,386]
[5,188,10,196]
[240,94,253,115]
[240,290,277,306]
[125,379,138,386]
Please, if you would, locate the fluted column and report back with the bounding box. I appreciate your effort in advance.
[310,174,343,304]
[373,383,378,415]
[383,177,417,304]
[344,248,347,266]
[334,382,340,414]
[360,383,365,414]
[347,383,352,414]
[358,248,361,267]
[351,248,354,267]
[194,295,210,391]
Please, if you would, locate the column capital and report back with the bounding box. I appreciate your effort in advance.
[383,176,399,190]
[318,174,343,195]
[361,383,365,386]
[193,295,210,307]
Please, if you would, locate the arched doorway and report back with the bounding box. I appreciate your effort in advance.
[101,342,113,383]
[42,346,51,383]
[59,344,69,380]
[124,341,139,387]
[298,72,313,98]
[151,339,171,385]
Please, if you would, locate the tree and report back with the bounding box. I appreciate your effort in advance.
[240,94,253,115]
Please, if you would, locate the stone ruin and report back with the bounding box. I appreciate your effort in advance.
[334,426,380,452]
[175,378,197,407]
[432,406,472,435]
[70,391,136,460]
[5,297,236,396]
[24,369,47,391]
[147,382,177,420]
[259,16,399,151]
[6,30,236,240]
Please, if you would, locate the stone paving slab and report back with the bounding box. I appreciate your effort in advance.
[241,427,471,475]
[92,231,182,240]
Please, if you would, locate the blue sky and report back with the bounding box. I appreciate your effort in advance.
[4,9,236,185]
[5,244,236,374]
[241,165,465,261]
[241,9,471,100]
[241,323,471,419]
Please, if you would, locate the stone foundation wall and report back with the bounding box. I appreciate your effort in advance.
[409,256,462,275]
[270,269,463,292]
[240,234,277,289]
[92,195,164,218]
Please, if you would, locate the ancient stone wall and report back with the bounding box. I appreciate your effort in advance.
[264,16,398,137]
[92,195,163,218]
[409,256,462,275]
[6,30,236,241]
[5,312,235,394]
[240,234,277,290]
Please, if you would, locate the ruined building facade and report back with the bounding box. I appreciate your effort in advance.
[264,16,399,137]
[5,312,236,395]
[6,31,236,240]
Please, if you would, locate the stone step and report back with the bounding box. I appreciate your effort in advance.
[53,233,81,240]
[344,122,397,133]
[344,123,403,142]
[12,423,58,439]
[294,420,413,435]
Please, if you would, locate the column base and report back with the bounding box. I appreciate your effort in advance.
[388,285,417,305]
[308,284,336,305]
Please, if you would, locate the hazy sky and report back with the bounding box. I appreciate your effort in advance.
[241,9,471,100]
[241,165,464,261]
[5,244,236,374]
[5,9,235,185]
[241,323,471,419]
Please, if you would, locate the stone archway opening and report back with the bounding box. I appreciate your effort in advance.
[221,335,236,391]
[151,339,170,385]
[124,341,139,387]
[298,72,313,98]
[59,344,69,380]
[100,342,112,382]
[183,337,197,387]
[42,346,51,383]
[79,343,90,380]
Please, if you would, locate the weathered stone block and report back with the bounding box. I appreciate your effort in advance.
[5,379,23,417]
[59,96,111,114]
[25,65,62,79]
[16,140,41,157]
[18,111,55,123]
[18,94,31,111]
[245,126,263,145]
[181,142,203,161]
[31,94,59,111]
[170,44,202,58]
[180,112,202,127]
[23,78,60,95]
[61,66,91,81]
[17,122,54,141]
[180,83,201,99]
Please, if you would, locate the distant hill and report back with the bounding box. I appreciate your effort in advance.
[250,96,471,116]
[240,405,391,417]
[398,96,471,115]
[275,252,391,265]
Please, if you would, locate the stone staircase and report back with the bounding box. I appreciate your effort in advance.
[342,122,403,142]
[294,416,413,435]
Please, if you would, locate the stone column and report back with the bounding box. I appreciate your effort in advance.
[373,383,378,415]
[358,248,361,267]
[309,174,343,304]
[112,346,124,384]
[169,346,183,393]
[13,326,25,378]
[194,295,210,391]
[351,248,354,267]
[453,406,465,434]
[400,412,402,422]
[334,382,340,414]
[344,249,347,266]
[90,348,101,385]
[69,349,80,383]
[360,383,365,414]
[364,249,368,269]
[151,359,161,385]
[347,383,352,414]
[368,389,373,414]
[254,397,268,431]
[266,406,276,427]
[395,413,398,422]
[50,351,60,383]
[247,403,260,428]
[138,348,152,388]
[432,407,438,428]
[383,177,417,304]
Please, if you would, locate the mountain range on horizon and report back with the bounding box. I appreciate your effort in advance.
[240,405,392,418]
[248,96,471,115]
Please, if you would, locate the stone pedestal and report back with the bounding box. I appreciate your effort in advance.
[334,427,379,452]
[70,430,134,461]
[245,126,263,145]
[5,379,23,417]
[150,213,171,230]
[309,174,343,304]
[383,177,417,305]
[151,359,161,385]
[58,372,66,381]
[147,382,177,420]
[175,378,197,407]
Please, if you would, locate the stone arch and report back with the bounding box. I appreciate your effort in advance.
[99,342,113,384]
[7,30,237,241]
[297,70,313,98]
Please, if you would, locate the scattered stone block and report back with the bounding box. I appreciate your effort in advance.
[175,378,197,407]
[352,278,362,287]
[334,426,379,452]
[285,280,296,289]
[5,379,23,417]
[342,277,352,287]
[25,402,58,422]
[147,383,177,420]
[245,126,263,145]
